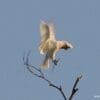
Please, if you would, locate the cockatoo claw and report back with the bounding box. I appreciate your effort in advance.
[51,58,60,71]
[52,58,60,66]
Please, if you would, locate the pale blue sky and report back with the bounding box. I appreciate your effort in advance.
[0,0,100,100]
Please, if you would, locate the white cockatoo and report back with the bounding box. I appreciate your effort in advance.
[39,20,73,69]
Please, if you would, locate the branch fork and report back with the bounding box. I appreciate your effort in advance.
[23,51,82,100]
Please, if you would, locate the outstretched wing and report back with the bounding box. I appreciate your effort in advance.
[39,21,56,55]
[40,21,50,42]
[48,23,56,40]
[39,21,50,54]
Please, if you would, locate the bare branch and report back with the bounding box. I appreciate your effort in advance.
[69,75,82,100]
[23,52,67,100]
[23,51,82,100]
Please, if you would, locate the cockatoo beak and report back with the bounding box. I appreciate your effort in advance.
[68,43,73,49]
[65,42,73,50]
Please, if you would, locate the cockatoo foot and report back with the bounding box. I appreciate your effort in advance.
[52,59,60,66]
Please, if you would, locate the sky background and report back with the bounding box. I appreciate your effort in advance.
[0,0,100,100]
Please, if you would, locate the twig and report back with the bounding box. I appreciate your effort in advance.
[69,75,82,100]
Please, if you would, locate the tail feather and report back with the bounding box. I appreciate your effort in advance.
[41,52,49,69]
[41,58,49,69]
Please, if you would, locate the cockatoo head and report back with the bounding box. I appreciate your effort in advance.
[60,41,73,50]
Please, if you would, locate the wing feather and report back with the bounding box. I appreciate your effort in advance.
[48,23,56,40]
[40,21,50,42]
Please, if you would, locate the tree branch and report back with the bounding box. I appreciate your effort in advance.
[23,51,82,100]
[69,75,82,100]
[23,51,67,100]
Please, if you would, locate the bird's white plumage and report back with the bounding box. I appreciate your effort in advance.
[39,20,73,69]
